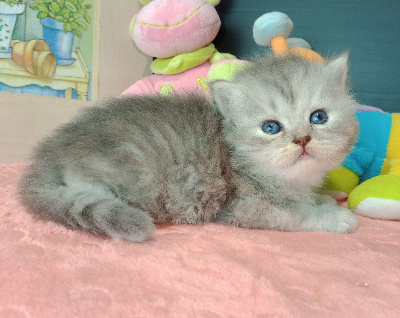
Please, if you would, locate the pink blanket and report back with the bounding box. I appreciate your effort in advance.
[1,163,400,317]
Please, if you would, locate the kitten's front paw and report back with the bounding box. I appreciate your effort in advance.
[303,204,358,234]
[325,206,358,234]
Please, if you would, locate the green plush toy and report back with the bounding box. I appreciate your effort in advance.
[323,110,400,220]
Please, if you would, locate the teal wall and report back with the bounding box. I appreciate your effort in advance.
[215,0,400,112]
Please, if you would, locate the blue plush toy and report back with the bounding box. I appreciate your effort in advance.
[324,109,400,220]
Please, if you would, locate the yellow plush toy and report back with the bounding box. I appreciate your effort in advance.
[324,110,400,220]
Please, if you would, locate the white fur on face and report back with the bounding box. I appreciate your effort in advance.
[212,54,358,188]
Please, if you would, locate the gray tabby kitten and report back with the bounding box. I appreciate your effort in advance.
[18,53,359,242]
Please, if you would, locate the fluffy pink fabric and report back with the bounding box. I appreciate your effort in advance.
[1,163,400,317]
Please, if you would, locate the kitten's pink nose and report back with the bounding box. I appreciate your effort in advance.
[294,136,311,148]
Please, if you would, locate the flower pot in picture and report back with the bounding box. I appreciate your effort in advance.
[0,2,26,58]
[41,17,76,65]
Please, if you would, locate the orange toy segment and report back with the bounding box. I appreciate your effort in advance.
[271,36,325,63]
[270,35,289,56]
[289,47,325,63]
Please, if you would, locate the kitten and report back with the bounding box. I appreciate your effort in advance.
[18,53,359,242]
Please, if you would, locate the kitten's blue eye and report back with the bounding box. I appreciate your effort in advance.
[262,121,282,134]
[310,110,328,125]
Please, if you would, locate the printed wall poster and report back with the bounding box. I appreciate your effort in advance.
[0,0,98,100]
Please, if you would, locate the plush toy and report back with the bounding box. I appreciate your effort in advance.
[253,12,325,63]
[208,11,323,82]
[323,109,400,220]
[122,0,235,96]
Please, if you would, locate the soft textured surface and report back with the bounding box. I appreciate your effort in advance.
[132,0,221,58]
[1,163,400,317]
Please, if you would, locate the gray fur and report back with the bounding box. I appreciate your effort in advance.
[19,53,359,242]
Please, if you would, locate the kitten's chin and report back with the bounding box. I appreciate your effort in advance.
[277,154,336,188]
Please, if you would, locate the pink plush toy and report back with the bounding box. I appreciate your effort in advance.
[122,0,235,96]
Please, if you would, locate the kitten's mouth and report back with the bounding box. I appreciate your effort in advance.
[297,149,313,161]
[289,147,314,166]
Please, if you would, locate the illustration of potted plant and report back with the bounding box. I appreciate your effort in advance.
[29,0,92,65]
[0,0,26,58]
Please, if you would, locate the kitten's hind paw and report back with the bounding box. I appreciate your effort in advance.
[93,202,156,242]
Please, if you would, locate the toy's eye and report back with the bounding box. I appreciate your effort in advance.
[310,110,328,124]
[262,121,282,134]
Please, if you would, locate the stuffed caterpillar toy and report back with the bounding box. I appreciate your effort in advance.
[122,0,235,96]
[123,5,310,96]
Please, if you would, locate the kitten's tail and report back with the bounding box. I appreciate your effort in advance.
[18,164,155,242]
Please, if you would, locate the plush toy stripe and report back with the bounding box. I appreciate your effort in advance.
[353,197,400,219]
[348,175,400,216]
[386,113,400,159]
[381,114,400,175]
[136,2,207,28]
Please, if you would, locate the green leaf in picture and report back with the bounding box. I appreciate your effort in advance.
[37,11,48,19]
[37,4,49,12]
[71,22,79,29]
[78,0,84,3]
[83,13,91,24]
[36,0,45,3]
[49,11,55,18]
[50,2,61,13]
[84,4,92,9]
[72,28,81,38]
[30,4,40,10]
[65,2,77,12]
[55,16,64,23]
[78,21,87,30]
[63,22,71,32]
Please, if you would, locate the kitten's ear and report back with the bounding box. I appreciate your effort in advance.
[210,80,241,120]
[326,52,349,88]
